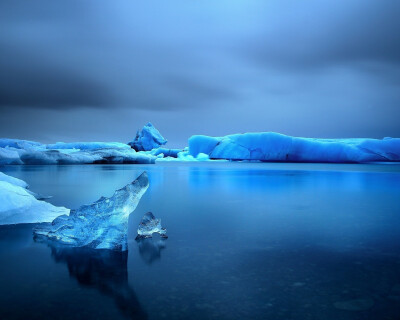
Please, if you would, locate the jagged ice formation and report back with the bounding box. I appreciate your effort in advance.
[136,212,167,240]
[34,172,149,251]
[128,122,167,151]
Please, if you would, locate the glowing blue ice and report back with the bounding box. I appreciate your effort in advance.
[34,172,149,251]
[128,122,167,151]
[189,132,400,163]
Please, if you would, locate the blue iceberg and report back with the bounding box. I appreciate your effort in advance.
[0,138,42,150]
[189,132,400,163]
[128,122,167,151]
[34,172,149,251]
[135,212,167,240]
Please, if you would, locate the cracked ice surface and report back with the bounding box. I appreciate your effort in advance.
[136,212,167,240]
[34,172,149,251]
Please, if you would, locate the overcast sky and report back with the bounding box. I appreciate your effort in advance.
[0,0,399,147]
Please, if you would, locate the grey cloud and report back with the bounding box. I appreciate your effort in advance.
[0,0,399,143]
[242,0,400,70]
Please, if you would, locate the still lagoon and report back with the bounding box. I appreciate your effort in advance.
[0,163,399,319]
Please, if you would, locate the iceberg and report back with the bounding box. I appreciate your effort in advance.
[0,138,42,149]
[0,173,69,225]
[135,212,168,240]
[149,147,183,158]
[0,147,23,165]
[0,138,156,165]
[34,172,149,251]
[128,122,167,151]
[189,132,400,163]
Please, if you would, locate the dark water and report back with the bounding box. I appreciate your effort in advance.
[0,163,400,320]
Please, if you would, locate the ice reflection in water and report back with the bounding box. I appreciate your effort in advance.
[137,237,167,265]
[46,244,147,319]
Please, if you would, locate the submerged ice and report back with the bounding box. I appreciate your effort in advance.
[34,172,149,251]
[136,212,167,240]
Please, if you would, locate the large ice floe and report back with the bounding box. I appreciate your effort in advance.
[0,139,156,165]
[34,172,149,251]
[189,132,400,163]
[128,122,167,151]
[0,172,69,225]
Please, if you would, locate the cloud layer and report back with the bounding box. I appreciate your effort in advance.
[0,0,399,145]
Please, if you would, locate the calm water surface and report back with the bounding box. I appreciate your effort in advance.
[0,163,400,320]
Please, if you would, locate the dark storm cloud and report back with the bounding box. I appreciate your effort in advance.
[0,50,110,109]
[0,0,399,144]
[243,1,400,71]
[0,0,237,110]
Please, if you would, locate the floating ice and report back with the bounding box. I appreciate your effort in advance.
[0,148,23,165]
[0,172,28,189]
[0,138,156,165]
[0,171,49,200]
[0,138,42,149]
[135,212,167,240]
[128,122,167,151]
[0,173,68,225]
[156,148,215,162]
[189,132,400,163]
[150,147,182,158]
[46,141,131,150]
[34,172,149,251]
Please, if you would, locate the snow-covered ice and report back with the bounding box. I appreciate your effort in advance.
[189,132,400,163]
[34,172,149,251]
[128,122,167,151]
[136,212,167,240]
[0,173,69,225]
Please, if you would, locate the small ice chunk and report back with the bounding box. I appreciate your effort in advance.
[136,212,167,240]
